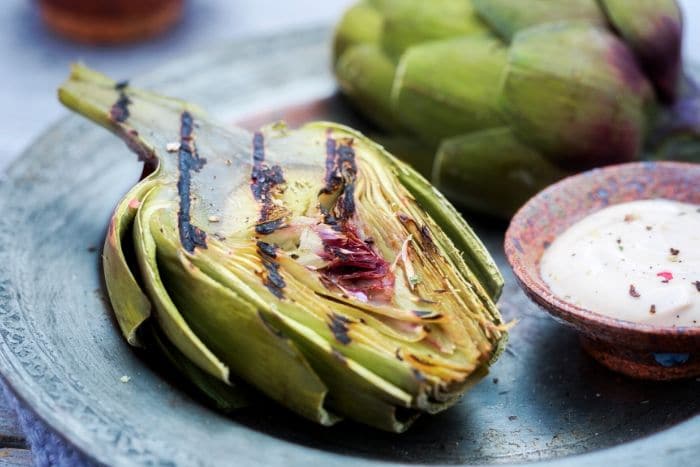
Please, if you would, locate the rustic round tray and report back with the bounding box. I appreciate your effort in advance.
[0,26,698,466]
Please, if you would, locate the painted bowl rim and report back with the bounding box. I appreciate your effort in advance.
[504,161,700,342]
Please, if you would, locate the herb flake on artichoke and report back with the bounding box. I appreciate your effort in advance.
[58,64,506,432]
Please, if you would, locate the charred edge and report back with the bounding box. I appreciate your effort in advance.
[257,240,277,258]
[139,161,155,181]
[420,225,437,253]
[410,354,436,367]
[321,135,341,226]
[251,132,286,235]
[412,368,425,382]
[316,291,355,305]
[337,144,357,219]
[177,111,208,253]
[324,135,340,191]
[321,136,357,224]
[398,214,437,254]
[328,313,352,345]
[395,348,404,361]
[397,212,412,225]
[258,310,286,339]
[257,241,286,298]
[256,218,285,236]
[412,310,443,321]
[110,81,132,123]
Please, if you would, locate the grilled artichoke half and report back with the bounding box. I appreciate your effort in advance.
[58,65,506,432]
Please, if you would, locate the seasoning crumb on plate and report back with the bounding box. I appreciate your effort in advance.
[629,284,640,298]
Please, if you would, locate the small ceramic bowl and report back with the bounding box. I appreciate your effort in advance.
[505,161,700,380]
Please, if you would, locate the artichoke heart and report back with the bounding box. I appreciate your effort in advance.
[58,64,506,432]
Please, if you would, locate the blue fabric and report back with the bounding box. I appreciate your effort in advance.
[1,381,94,467]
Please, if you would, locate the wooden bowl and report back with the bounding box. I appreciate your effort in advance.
[38,0,183,44]
[505,161,700,380]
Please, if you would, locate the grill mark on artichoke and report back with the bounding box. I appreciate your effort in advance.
[321,134,357,225]
[250,132,286,235]
[250,133,288,297]
[317,134,395,300]
[337,144,357,219]
[321,136,341,226]
[328,313,352,345]
[256,240,286,298]
[110,80,131,123]
[177,111,208,253]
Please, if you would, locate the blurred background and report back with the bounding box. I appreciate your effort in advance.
[0,0,697,170]
[1,0,351,170]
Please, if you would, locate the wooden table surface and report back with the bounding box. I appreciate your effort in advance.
[0,0,697,465]
[0,395,31,464]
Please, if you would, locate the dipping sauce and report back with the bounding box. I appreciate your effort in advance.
[540,199,700,326]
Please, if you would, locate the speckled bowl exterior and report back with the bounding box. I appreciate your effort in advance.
[505,161,700,380]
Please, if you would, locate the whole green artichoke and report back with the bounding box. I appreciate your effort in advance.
[333,0,687,218]
[58,65,506,432]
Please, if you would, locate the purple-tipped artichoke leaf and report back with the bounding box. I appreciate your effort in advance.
[599,0,683,103]
[501,22,653,169]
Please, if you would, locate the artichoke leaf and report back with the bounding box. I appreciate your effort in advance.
[103,177,157,346]
[433,127,570,218]
[149,220,338,425]
[501,22,654,169]
[133,187,231,382]
[472,0,606,41]
[333,1,383,61]
[58,65,506,431]
[391,36,508,145]
[379,0,491,58]
[335,44,403,132]
[148,324,251,412]
[598,0,682,103]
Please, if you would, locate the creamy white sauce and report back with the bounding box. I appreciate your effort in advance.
[540,199,700,326]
